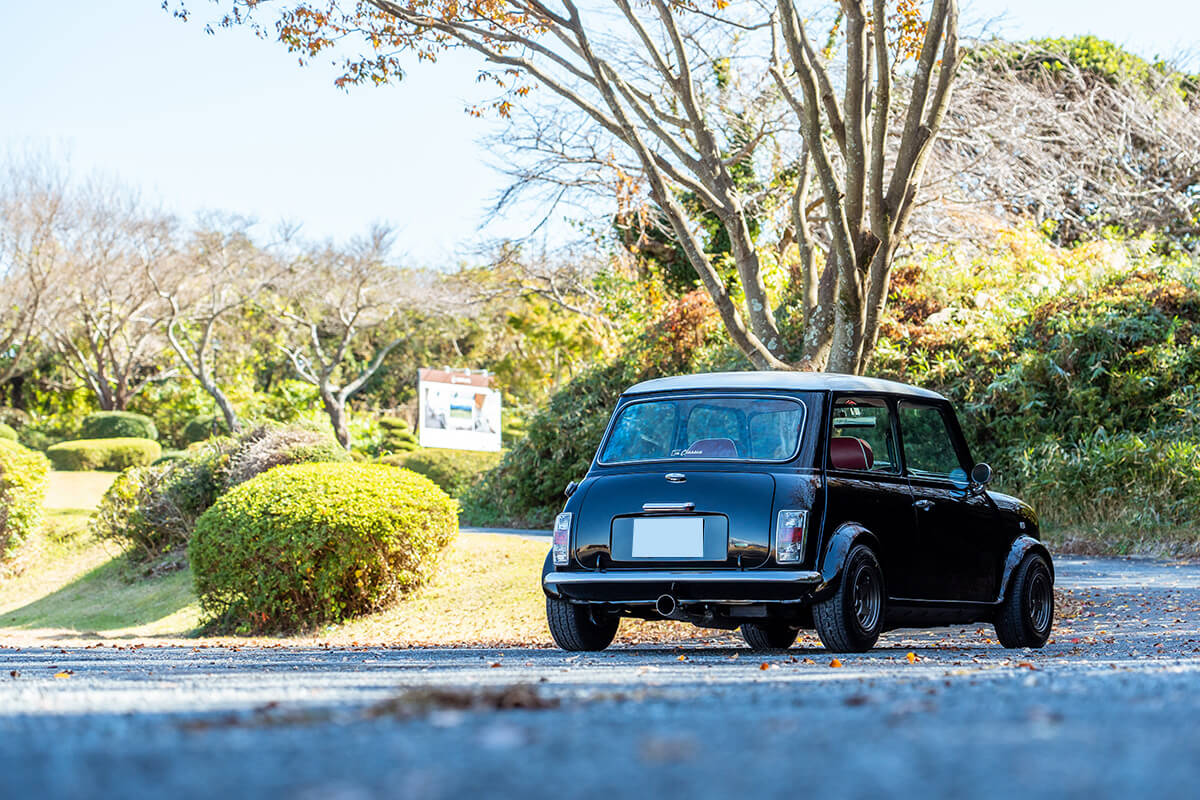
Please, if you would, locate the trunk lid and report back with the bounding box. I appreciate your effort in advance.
[572,470,776,569]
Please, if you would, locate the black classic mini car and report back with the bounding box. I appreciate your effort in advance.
[541,372,1055,653]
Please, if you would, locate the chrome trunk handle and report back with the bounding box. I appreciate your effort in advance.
[642,502,696,513]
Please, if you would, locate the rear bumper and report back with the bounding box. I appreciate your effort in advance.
[543,568,823,605]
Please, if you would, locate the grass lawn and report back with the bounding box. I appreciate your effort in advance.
[0,469,727,647]
[1,518,715,647]
[44,470,119,512]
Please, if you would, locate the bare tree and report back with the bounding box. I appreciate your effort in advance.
[918,41,1200,248]
[148,216,282,433]
[40,185,178,411]
[183,0,961,374]
[277,228,434,448]
[0,157,64,389]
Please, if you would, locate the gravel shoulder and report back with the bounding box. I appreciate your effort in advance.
[2,555,1198,799]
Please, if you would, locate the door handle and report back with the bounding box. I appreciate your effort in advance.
[913,499,935,512]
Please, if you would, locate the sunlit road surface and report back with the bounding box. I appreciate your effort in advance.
[2,556,1198,800]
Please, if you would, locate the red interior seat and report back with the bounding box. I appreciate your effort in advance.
[829,437,874,470]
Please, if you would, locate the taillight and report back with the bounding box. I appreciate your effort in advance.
[553,512,572,565]
[776,510,808,563]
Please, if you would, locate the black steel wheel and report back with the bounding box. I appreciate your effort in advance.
[995,552,1054,649]
[545,595,619,652]
[813,543,886,653]
[740,622,800,651]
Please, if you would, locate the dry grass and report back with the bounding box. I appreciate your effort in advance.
[44,470,118,512]
[1046,525,1200,560]
[312,534,734,648]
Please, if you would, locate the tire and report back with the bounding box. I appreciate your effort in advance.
[813,543,886,653]
[546,595,619,651]
[994,553,1054,649]
[740,622,799,651]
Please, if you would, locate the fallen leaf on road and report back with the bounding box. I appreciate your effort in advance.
[53,671,72,679]
[489,662,502,668]
[829,659,843,668]
[677,655,687,661]
[906,652,917,664]
[802,658,816,665]
[9,671,18,678]
[1017,661,1039,671]
[759,662,772,671]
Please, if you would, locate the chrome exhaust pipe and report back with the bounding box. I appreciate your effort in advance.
[655,594,677,617]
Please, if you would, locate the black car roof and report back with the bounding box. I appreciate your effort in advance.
[623,371,947,401]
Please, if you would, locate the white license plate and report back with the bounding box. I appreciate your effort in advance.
[631,517,704,558]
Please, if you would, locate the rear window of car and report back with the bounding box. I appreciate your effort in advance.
[598,395,807,464]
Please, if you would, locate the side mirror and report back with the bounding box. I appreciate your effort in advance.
[564,480,578,498]
[971,462,993,487]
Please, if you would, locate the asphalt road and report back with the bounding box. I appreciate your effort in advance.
[2,555,1199,800]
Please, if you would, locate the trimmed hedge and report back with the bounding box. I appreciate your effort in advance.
[0,422,17,442]
[183,414,231,444]
[190,463,458,632]
[384,448,502,498]
[379,417,419,453]
[79,411,158,442]
[0,439,51,558]
[47,438,162,471]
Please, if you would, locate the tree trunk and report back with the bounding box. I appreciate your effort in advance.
[321,387,351,449]
[210,384,242,435]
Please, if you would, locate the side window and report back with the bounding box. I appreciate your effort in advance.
[829,397,898,473]
[898,403,967,483]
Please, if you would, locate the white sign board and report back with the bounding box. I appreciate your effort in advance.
[418,368,502,452]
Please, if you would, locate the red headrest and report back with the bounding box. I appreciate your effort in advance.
[682,438,739,458]
[830,437,874,470]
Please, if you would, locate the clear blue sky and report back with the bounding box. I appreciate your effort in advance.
[2,1,1196,267]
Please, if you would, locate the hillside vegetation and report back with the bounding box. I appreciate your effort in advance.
[466,228,1200,556]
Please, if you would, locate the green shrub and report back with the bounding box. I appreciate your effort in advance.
[0,422,17,442]
[79,411,158,442]
[17,430,55,451]
[92,439,230,560]
[46,438,163,471]
[190,463,458,632]
[389,448,502,499]
[222,424,350,488]
[0,439,50,558]
[1009,431,1200,531]
[379,417,419,453]
[154,450,188,465]
[183,414,231,444]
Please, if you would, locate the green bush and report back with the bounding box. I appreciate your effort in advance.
[222,424,350,488]
[387,448,502,499]
[0,422,17,442]
[79,411,158,442]
[1009,431,1200,530]
[17,428,57,452]
[379,417,419,453]
[46,438,163,471]
[183,414,231,444]
[92,439,229,560]
[190,463,458,632]
[0,439,51,558]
